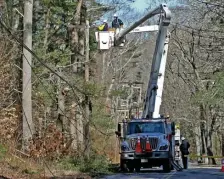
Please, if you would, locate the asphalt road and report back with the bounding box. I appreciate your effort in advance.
[101,165,224,179]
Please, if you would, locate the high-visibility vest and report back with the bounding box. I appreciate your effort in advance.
[98,24,105,31]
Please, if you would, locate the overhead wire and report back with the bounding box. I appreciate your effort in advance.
[22,53,88,138]
[22,53,114,137]
[0,16,84,97]
[0,9,116,141]
[0,14,90,135]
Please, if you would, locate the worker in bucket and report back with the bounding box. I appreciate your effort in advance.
[180,136,190,169]
[98,19,108,31]
[112,14,124,29]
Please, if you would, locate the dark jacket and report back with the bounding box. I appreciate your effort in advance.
[112,18,123,28]
[103,23,108,31]
[180,140,190,155]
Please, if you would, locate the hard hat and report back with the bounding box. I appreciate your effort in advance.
[113,14,118,17]
[181,137,185,140]
[103,19,107,23]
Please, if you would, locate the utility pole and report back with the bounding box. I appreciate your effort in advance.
[85,20,90,83]
[22,0,34,150]
[101,52,106,83]
[84,19,90,159]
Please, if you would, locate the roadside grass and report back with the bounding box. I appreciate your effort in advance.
[0,144,7,160]
[56,151,113,177]
[0,142,43,179]
[0,142,115,178]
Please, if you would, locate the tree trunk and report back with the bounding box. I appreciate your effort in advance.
[201,128,208,164]
[207,111,217,165]
[56,70,65,133]
[195,125,202,163]
[70,102,78,150]
[70,0,83,73]
[200,104,208,164]
[43,7,51,50]
[207,134,216,165]
[83,19,90,159]
[22,0,34,150]
[68,0,86,153]
[106,78,115,114]
[222,133,224,157]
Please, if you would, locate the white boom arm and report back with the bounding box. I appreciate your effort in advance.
[146,35,170,118]
[131,4,171,119]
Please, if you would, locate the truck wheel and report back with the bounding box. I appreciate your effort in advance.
[163,159,171,173]
[127,161,134,172]
[120,159,127,172]
[128,167,134,172]
[134,159,141,172]
[135,166,141,172]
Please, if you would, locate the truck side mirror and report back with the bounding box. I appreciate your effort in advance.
[171,122,175,135]
[115,123,121,137]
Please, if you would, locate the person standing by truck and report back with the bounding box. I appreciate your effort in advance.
[180,136,190,169]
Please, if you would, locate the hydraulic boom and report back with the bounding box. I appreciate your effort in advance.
[117,4,171,119]
[115,4,171,46]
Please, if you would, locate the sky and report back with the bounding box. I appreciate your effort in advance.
[95,0,185,26]
[131,0,149,11]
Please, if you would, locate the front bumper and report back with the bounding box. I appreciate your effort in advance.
[120,151,169,160]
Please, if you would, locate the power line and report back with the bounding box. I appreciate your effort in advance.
[0,14,91,139]
[0,13,115,140]
[22,53,87,138]
[0,16,94,135]
[23,53,114,137]
[0,17,84,97]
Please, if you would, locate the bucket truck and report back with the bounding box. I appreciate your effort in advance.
[95,3,183,173]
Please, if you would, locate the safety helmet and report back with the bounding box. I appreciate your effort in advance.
[113,14,118,17]
[181,137,185,140]
[103,19,107,23]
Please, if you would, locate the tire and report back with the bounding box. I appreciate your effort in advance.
[127,161,134,173]
[134,159,141,172]
[128,167,134,172]
[163,159,171,173]
[120,159,127,172]
[135,166,141,172]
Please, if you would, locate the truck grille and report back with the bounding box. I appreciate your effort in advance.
[130,138,137,150]
[148,137,159,150]
[129,137,158,150]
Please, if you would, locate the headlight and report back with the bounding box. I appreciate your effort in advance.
[159,144,169,150]
[121,145,129,151]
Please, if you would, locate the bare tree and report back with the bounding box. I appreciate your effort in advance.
[22,0,34,150]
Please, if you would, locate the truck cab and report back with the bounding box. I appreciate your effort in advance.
[116,118,175,172]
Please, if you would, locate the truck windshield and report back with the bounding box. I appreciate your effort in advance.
[127,122,165,135]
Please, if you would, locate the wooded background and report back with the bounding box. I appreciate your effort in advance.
[0,0,223,174]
